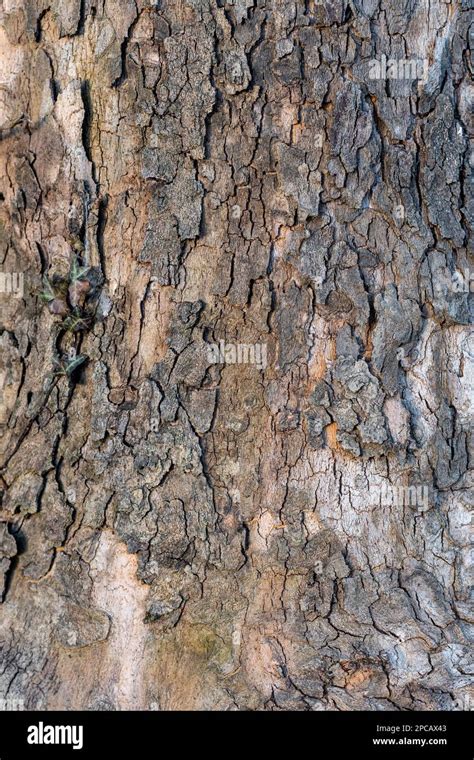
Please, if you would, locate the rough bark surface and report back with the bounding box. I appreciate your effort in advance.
[0,0,472,711]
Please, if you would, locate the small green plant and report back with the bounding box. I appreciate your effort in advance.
[39,275,56,303]
[52,354,88,377]
[69,257,90,283]
[61,311,92,333]
[39,253,100,384]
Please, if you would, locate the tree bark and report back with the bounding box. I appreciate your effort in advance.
[0,0,472,711]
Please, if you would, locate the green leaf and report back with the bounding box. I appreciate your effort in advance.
[65,354,87,375]
[40,276,56,302]
[62,312,91,332]
[70,256,90,282]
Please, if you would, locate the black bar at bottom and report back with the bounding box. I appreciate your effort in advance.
[0,709,470,757]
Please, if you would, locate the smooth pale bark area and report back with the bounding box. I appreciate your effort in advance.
[0,0,472,711]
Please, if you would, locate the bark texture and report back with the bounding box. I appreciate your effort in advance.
[0,0,472,711]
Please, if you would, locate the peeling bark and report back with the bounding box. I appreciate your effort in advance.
[0,0,472,711]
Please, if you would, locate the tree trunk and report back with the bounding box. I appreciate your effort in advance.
[0,0,471,711]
